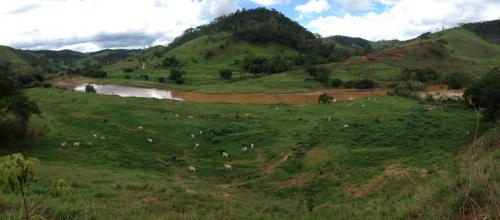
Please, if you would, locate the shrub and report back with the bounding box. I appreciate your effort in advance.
[141,75,149,81]
[354,79,377,89]
[464,68,500,122]
[162,56,180,67]
[85,85,96,93]
[306,66,331,84]
[446,72,473,90]
[318,93,333,103]
[123,67,135,73]
[169,69,186,84]
[124,75,131,79]
[393,80,427,98]
[330,79,343,88]
[158,77,166,83]
[16,74,36,85]
[204,50,215,59]
[219,69,233,80]
[401,68,440,83]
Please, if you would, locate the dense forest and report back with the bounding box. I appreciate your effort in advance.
[462,20,500,44]
[166,8,319,52]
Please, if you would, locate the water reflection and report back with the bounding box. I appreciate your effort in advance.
[74,84,184,101]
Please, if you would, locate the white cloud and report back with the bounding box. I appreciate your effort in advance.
[295,0,331,14]
[249,0,288,6]
[306,0,500,41]
[0,0,239,52]
[337,0,374,11]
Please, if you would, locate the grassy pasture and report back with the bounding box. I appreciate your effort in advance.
[0,87,483,219]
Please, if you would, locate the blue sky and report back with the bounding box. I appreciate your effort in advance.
[1,0,499,52]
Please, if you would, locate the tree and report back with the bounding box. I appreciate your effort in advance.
[446,72,472,90]
[0,76,40,142]
[85,85,96,93]
[330,79,343,88]
[162,56,180,67]
[318,93,333,103]
[169,69,186,84]
[0,154,39,220]
[158,77,166,83]
[464,68,500,122]
[306,66,331,85]
[219,69,233,80]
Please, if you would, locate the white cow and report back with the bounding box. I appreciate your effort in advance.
[343,124,349,129]
[191,134,196,138]
[138,126,144,131]
[361,105,365,108]
[73,142,81,147]
[100,136,106,140]
[224,164,232,172]
[60,142,67,147]
[176,114,180,117]
[348,98,354,101]
[93,134,98,138]
[188,116,194,119]
[86,142,93,146]
[195,143,200,148]
[250,143,254,149]
[242,147,248,152]
[147,138,153,143]
[199,130,203,135]
[188,166,196,175]
[222,152,229,158]
[328,117,332,122]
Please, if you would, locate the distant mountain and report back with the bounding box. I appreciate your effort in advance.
[167,8,318,52]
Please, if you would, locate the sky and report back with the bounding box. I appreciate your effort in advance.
[1,0,500,52]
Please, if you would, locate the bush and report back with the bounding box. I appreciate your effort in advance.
[318,93,333,103]
[446,72,473,90]
[16,74,36,85]
[464,68,500,122]
[124,75,131,79]
[401,68,440,83]
[158,77,165,83]
[123,67,135,73]
[330,79,343,88]
[169,69,186,84]
[306,66,332,84]
[162,56,180,67]
[85,85,96,93]
[354,79,377,89]
[393,80,427,97]
[219,69,233,80]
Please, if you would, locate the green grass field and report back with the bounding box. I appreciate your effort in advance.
[0,87,488,219]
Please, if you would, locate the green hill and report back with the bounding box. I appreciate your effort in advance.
[330,27,500,82]
[0,46,46,76]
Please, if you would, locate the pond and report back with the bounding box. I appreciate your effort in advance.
[74,83,392,104]
[74,84,184,101]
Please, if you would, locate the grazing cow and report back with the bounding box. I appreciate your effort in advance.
[199,130,203,135]
[191,134,196,138]
[93,134,98,138]
[333,99,337,102]
[86,142,93,146]
[328,117,332,122]
[60,142,67,147]
[224,164,232,172]
[195,143,200,148]
[222,152,229,158]
[147,138,153,143]
[250,143,254,149]
[361,105,365,108]
[242,147,248,152]
[138,126,144,131]
[100,136,106,140]
[275,107,279,111]
[373,98,377,101]
[188,166,196,175]
[175,114,179,117]
[73,142,80,147]
[343,124,349,129]
[348,98,354,101]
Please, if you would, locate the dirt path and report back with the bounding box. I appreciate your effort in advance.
[262,151,294,174]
